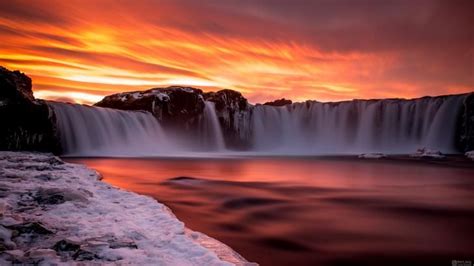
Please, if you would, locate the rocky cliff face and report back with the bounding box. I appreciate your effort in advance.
[457,93,474,152]
[95,86,205,129]
[204,89,251,149]
[95,87,253,149]
[0,66,60,153]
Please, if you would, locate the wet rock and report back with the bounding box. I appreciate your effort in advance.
[204,89,251,149]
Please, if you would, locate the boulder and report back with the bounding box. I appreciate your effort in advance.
[0,66,60,153]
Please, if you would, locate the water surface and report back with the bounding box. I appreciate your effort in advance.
[68,157,474,266]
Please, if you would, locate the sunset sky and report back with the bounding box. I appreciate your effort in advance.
[0,0,472,104]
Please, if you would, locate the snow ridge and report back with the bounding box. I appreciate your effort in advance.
[0,152,253,265]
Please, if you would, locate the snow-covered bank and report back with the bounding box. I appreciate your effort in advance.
[0,152,253,265]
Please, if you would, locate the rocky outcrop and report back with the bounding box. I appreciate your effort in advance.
[263,98,292,106]
[204,89,251,149]
[457,93,474,152]
[94,86,205,127]
[0,66,60,154]
[95,87,253,149]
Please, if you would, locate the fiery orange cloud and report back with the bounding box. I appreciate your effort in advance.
[0,0,472,105]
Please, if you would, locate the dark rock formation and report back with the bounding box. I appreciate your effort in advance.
[95,87,253,149]
[458,93,474,152]
[263,98,292,106]
[95,86,205,128]
[0,66,60,153]
[204,89,251,149]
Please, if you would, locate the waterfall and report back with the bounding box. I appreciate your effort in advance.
[49,102,170,156]
[49,94,466,156]
[250,95,466,154]
[201,101,226,151]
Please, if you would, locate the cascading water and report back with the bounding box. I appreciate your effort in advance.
[49,94,466,157]
[250,95,466,154]
[200,101,226,151]
[49,102,171,156]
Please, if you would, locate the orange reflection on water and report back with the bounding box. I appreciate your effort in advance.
[67,157,474,266]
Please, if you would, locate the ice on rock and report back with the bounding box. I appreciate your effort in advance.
[0,151,253,265]
[410,147,445,159]
[358,153,387,159]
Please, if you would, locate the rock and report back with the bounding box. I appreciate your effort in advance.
[25,248,58,260]
[95,87,253,149]
[410,148,445,159]
[34,188,89,206]
[53,239,81,253]
[204,89,251,149]
[95,86,205,126]
[0,249,25,263]
[8,222,54,235]
[0,225,16,250]
[358,153,387,159]
[263,98,292,106]
[458,93,474,152]
[108,239,138,249]
[465,151,474,160]
[73,249,96,261]
[0,66,61,153]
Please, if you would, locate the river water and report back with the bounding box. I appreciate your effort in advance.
[67,157,474,266]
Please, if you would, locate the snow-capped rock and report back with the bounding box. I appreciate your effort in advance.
[0,152,253,265]
[410,148,445,159]
[358,153,387,159]
[263,98,292,106]
[95,86,205,125]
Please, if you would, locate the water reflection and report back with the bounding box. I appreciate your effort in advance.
[67,157,474,266]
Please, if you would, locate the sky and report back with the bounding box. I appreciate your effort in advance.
[0,0,472,104]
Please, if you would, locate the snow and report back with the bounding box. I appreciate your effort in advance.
[0,152,253,265]
[466,151,474,160]
[358,153,387,159]
[410,147,445,159]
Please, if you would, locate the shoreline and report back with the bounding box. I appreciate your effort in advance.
[0,151,253,265]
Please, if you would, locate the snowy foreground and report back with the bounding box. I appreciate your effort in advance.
[0,152,253,265]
